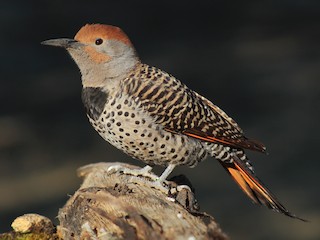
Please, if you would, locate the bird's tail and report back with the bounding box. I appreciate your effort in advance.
[220,153,306,221]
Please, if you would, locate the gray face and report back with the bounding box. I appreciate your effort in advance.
[42,35,139,88]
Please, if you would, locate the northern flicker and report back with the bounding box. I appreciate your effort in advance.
[42,24,304,220]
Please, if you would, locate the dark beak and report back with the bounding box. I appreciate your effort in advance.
[41,38,83,48]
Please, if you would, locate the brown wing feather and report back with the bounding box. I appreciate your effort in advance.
[193,91,243,134]
[124,64,266,152]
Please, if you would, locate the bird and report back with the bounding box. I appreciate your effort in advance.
[42,23,304,221]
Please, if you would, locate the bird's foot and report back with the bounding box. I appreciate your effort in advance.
[107,164,171,194]
[147,178,172,194]
[107,164,198,211]
[107,164,160,181]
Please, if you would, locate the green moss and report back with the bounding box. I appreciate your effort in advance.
[0,232,59,240]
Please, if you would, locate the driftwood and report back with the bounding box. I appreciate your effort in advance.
[3,162,228,240]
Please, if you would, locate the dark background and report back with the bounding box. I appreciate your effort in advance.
[1,1,319,239]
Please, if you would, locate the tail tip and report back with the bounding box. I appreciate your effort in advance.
[281,210,308,222]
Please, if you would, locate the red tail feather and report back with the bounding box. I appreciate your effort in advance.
[221,154,306,221]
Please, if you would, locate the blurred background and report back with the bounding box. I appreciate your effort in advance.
[1,1,319,239]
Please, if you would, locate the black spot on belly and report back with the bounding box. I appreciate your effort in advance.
[82,87,108,120]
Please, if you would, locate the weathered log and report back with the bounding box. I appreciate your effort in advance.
[58,162,228,240]
[3,162,228,240]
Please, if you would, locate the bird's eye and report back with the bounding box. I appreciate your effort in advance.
[95,38,103,45]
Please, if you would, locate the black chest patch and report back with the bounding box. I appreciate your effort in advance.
[81,87,108,120]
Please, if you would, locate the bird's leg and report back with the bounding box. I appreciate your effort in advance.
[158,164,176,182]
[141,164,176,194]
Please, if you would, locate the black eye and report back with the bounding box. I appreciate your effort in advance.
[95,38,103,45]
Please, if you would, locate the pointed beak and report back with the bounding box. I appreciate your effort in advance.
[41,38,83,49]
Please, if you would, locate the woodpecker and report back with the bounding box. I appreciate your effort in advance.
[42,24,304,220]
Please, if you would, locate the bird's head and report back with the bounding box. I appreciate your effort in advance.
[42,24,139,86]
